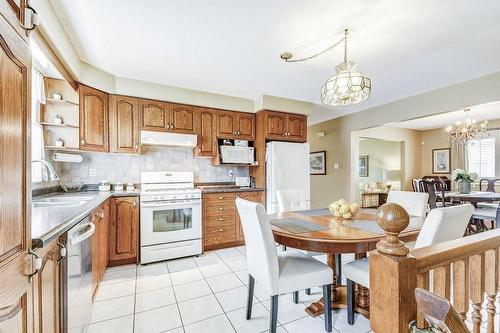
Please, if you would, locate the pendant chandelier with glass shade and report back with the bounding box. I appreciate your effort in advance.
[446,108,488,144]
[280,29,371,107]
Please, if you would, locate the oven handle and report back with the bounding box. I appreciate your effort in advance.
[141,200,201,208]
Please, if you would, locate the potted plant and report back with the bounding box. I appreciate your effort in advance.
[451,169,478,194]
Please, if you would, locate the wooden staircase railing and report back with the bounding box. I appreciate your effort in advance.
[370,203,500,333]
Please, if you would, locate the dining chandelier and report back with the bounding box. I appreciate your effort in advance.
[446,109,488,144]
[280,29,371,107]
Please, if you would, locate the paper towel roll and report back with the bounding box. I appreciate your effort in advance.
[52,152,83,163]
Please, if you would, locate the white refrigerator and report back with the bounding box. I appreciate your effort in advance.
[266,141,310,213]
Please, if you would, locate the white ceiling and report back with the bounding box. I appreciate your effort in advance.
[385,101,500,130]
[49,0,500,124]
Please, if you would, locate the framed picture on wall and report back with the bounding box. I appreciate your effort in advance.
[310,151,326,175]
[432,148,451,174]
[359,155,369,177]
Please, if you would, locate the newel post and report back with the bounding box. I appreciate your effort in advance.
[370,203,418,333]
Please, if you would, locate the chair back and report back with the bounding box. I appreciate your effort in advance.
[412,179,423,192]
[422,179,446,209]
[276,189,308,212]
[235,198,279,293]
[387,191,429,217]
[479,178,500,192]
[414,204,474,249]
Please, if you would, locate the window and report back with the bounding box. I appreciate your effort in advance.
[467,137,495,178]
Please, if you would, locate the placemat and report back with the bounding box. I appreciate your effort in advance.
[294,208,331,217]
[270,218,330,234]
[346,220,421,235]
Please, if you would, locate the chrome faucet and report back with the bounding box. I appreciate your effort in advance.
[32,159,60,182]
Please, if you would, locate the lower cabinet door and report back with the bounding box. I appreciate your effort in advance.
[32,240,61,333]
[109,196,139,265]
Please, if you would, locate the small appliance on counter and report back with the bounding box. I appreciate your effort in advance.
[98,181,111,192]
[235,176,250,187]
[126,183,135,192]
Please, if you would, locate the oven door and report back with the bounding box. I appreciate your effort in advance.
[140,199,201,246]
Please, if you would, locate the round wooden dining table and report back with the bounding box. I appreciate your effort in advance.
[270,208,422,317]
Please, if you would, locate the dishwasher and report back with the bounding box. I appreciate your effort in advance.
[60,214,95,333]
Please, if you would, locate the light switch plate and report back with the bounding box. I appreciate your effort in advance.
[333,163,339,170]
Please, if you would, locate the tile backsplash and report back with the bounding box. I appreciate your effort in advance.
[59,146,249,184]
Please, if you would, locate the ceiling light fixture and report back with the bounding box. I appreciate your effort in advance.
[281,29,371,107]
[446,108,488,144]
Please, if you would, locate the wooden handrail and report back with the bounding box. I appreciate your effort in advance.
[411,228,500,272]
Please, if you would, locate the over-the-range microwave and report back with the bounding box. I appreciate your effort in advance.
[219,146,255,164]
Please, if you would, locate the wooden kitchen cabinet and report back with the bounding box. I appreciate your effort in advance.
[202,191,264,250]
[194,107,217,157]
[141,99,170,131]
[91,199,110,297]
[0,13,33,332]
[108,196,139,266]
[79,84,109,152]
[235,191,264,241]
[170,104,196,134]
[109,95,141,154]
[32,239,62,333]
[216,110,255,140]
[263,110,307,142]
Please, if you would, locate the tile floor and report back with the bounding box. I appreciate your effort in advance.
[87,246,498,333]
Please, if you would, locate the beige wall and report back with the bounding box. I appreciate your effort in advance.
[308,71,500,208]
[420,128,451,177]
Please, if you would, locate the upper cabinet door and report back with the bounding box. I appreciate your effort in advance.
[236,113,255,140]
[265,111,286,139]
[217,110,237,138]
[286,114,307,142]
[79,85,109,152]
[170,104,196,134]
[0,14,31,331]
[194,107,217,157]
[141,100,169,131]
[109,95,140,154]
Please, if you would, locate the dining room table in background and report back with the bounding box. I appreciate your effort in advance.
[269,208,424,318]
[446,191,500,207]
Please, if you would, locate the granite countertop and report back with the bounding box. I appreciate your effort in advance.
[32,190,139,249]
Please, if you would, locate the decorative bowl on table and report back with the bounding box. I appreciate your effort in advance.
[328,199,360,220]
[60,182,84,193]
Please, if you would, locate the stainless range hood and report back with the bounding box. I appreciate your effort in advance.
[140,130,198,148]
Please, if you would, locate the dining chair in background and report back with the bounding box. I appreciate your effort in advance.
[235,198,334,333]
[479,178,500,193]
[387,190,429,218]
[342,203,474,325]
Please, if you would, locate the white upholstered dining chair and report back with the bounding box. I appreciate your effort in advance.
[343,203,474,325]
[235,198,334,333]
[387,190,429,218]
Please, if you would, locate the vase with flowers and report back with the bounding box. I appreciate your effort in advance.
[329,199,360,220]
[451,169,478,194]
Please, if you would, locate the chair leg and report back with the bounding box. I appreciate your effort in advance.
[293,291,299,304]
[305,288,311,295]
[347,279,355,325]
[247,275,255,320]
[323,284,332,332]
[335,253,342,282]
[270,295,279,333]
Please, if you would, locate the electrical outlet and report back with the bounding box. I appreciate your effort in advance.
[228,169,234,177]
[89,168,96,177]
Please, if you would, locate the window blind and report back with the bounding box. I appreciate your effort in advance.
[467,137,495,177]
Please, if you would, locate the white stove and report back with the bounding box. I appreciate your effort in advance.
[140,171,202,264]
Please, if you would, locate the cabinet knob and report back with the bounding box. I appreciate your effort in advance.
[99,211,105,219]
[57,242,67,262]
[166,124,170,129]
[218,196,224,200]
[237,131,240,135]
[81,139,85,144]
[133,201,137,207]
[219,207,223,210]
[135,143,139,150]
[218,217,224,221]
[170,123,174,129]
[219,228,223,232]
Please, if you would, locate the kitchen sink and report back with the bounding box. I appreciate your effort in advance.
[34,195,95,203]
[33,200,89,208]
